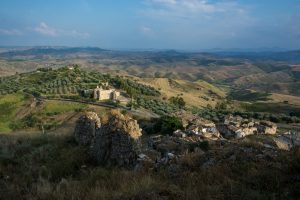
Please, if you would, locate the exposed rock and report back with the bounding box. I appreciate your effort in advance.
[148,135,163,149]
[274,132,300,151]
[173,130,186,138]
[216,124,237,139]
[201,127,220,139]
[218,115,277,139]
[171,111,221,140]
[185,118,221,140]
[257,121,277,135]
[89,110,142,167]
[74,112,101,145]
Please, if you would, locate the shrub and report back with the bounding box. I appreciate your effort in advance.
[169,96,186,108]
[154,116,183,135]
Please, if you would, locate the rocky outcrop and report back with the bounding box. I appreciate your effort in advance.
[218,115,277,139]
[172,111,221,140]
[274,132,300,151]
[257,121,277,135]
[186,120,220,140]
[74,112,101,145]
[89,110,142,167]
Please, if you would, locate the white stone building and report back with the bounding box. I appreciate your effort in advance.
[93,85,120,101]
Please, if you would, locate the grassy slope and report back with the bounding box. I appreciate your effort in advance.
[137,78,225,108]
[0,94,89,133]
[269,93,300,106]
[33,100,88,130]
[1,130,299,200]
[43,100,87,115]
[0,93,28,132]
[240,102,300,115]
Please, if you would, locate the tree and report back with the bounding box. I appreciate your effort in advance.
[207,104,213,110]
[154,116,183,135]
[215,101,227,110]
[169,96,186,109]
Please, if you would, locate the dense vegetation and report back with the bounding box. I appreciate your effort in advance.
[136,97,179,115]
[228,89,271,102]
[153,116,183,135]
[112,76,160,97]
[0,66,160,99]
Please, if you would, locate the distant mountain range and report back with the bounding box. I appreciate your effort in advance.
[0,47,108,58]
[214,50,300,62]
[1,47,300,62]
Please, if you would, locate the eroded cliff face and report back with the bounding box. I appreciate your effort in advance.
[74,112,101,145]
[90,110,142,167]
[74,110,142,167]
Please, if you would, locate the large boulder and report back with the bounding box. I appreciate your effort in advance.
[257,121,277,135]
[90,110,142,167]
[274,132,300,151]
[74,112,101,145]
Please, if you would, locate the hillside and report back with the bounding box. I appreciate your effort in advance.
[215,50,300,63]
[0,47,299,97]
[0,60,299,200]
[0,66,225,132]
[138,78,225,108]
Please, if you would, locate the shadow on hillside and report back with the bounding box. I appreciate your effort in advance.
[0,132,300,200]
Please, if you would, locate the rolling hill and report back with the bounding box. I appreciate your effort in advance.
[0,47,299,97]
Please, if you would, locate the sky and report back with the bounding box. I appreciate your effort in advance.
[0,0,300,50]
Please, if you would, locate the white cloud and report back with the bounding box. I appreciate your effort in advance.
[33,22,90,39]
[34,22,58,36]
[140,26,156,38]
[151,0,177,5]
[141,26,152,33]
[139,0,256,48]
[0,28,23,36]
[67,30,90,39]
[144,0,247,18]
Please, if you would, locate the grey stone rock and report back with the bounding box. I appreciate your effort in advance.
[274,132,300,151]
[89,110,142,167]
[74,112,101,145]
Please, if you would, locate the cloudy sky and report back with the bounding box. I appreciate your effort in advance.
[0,0,300,50]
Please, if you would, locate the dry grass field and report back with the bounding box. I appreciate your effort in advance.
[137,78,225,108]
[269,93,300,106]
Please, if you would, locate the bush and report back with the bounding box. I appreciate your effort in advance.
[169,96,186,108]
[154,116,183,135]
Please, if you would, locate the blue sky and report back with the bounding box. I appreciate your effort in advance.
[0,0,300,50]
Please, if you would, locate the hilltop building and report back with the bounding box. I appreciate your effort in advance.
[93,83,120,101]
